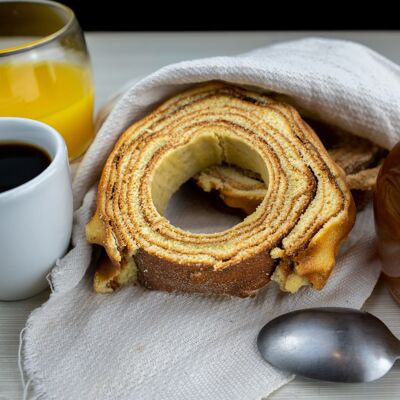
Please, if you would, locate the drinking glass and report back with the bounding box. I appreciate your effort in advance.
[0,0,95,160]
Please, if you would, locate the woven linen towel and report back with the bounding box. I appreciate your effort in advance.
[23,38,400,400]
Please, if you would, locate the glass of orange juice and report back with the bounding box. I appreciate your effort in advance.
[0,0,95,160]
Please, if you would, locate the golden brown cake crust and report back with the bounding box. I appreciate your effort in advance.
[86,82,356,296]
[135,249,275,297]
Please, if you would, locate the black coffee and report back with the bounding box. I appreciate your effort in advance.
[0,142,51,193]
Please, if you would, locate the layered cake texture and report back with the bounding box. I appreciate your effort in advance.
[86,83,356,296]
[195,123,382,214]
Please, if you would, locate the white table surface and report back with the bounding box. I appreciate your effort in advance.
[1,31,400,399]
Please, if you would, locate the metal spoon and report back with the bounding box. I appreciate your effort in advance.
[257,307,400,382]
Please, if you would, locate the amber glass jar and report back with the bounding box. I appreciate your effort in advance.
[374,142,400,303]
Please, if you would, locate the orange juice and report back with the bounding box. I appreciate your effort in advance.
[0,61,94,160]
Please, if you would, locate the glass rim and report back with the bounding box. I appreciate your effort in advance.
[0,0,75,57]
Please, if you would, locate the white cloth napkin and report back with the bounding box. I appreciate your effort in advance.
[23,37,400,400]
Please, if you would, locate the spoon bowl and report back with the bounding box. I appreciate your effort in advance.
[257,307,400,382]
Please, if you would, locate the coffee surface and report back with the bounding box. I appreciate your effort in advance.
[0,142,51,193]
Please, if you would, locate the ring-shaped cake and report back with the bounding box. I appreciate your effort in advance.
[86,83,355,296]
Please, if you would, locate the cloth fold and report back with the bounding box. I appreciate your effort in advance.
[23,38,399,399]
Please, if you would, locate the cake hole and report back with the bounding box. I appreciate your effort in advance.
[150,129,269,233]
[165,179,246,233]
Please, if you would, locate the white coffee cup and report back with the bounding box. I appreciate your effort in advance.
[0,118,73,300]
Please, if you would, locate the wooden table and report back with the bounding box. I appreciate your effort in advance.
[1,32,400,399]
